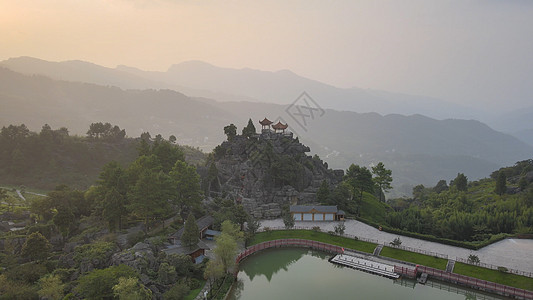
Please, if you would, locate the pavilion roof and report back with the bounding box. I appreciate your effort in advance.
[272,121,288,130]
[259,117,273,125]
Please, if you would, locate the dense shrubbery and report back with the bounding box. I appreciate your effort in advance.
[73,241,116,265]
[76,265,138,299]
[0,123,205,190]
[385,162,533,243]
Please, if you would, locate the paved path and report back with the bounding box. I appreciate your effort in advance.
[373,244,383,256]
[446,260,455,272]
[16,190,26,201]
[259,219,533,272]
[194,281,210,300]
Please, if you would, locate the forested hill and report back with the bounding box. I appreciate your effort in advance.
[0,123,206,189]
[386,160,533,244]
[2,67,532,189]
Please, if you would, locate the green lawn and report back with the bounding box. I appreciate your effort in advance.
[380,246,448,270]
[248,230,533,292]
[454,262,533,291]
[250,230,377,254]
[184,279,206,300]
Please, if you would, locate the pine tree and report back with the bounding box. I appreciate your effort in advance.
[495,172,507,196]
[242,118,256,138]
[371,162,393,202]
[21,232,51,261]
[181,214,199,249]
[452,173,468,191]
[317,180,330,204]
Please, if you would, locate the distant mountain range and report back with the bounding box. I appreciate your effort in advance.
[1,56,479,119]
[1,66,531,194]
[3,56,532,147]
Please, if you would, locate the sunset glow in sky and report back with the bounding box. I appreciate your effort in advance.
[1,0,532,110]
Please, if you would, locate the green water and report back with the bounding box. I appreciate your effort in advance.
[228,248,503,300]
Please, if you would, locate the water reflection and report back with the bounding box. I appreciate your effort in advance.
[242,247,305,281]
[231,248,506,300]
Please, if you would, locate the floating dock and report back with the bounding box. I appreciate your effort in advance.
[330,254,400,279]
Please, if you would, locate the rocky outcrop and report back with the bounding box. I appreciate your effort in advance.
[110,239,167,299]
[111,241,160,275]
[209,133,343,218]
[0,236,26,254]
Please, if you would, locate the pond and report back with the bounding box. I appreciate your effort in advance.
[228,248,504,300]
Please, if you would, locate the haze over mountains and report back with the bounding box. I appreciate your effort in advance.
[3,56,532,148]
[1,59,532,195]
[0,56,477,119]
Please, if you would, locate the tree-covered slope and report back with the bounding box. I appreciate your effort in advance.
[0,123,206,190]
[387,161,533,242]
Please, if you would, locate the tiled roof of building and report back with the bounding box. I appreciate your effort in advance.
[170,215,214,239]
[272,121,288,130]
[163,240,210,255]
[289,205,338,213]
[259,117,273,125]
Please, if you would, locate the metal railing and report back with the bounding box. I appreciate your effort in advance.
[257,226,533,278]
[386,243,448,259]
[234,238,533,299]
[236,238,342,265]
[417,265,533,299]
[455,257,533,278]
[257,226,379,244]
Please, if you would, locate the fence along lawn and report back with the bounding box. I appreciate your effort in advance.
[248,229,533,291]
[379,246,448,270]
[454,262,533,291]
[250,230,377,254]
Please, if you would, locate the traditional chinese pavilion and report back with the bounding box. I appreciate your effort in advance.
[271,121,288,133]
[259,117,273,131]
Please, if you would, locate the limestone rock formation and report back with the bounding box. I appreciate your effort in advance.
[207,131,343,218]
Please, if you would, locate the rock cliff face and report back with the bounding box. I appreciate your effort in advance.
[208,132,343,218]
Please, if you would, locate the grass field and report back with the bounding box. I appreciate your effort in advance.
[249,230,377,254]
[377,246,448,270]
[454,262,533,291]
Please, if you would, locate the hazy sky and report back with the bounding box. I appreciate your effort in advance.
[1,0,532,111]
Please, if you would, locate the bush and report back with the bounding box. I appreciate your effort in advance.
[334,223,346,235]
[163,282,190,300]
[112,277,152,300]
[187,277,201,290]
[52,268,76,282]
[467,254,480,264]
[208,276,234,300]
[97,233,118,243]
[0,275,38,300]
[357,217,508,250]
[5,262,48,284]
[127,230,146,247]
[73,241,116,265]
[38,274,65,300]
[497,266,508,273]
[26,224,55,239]
[312,226,321,232]
[21,232,51,261]
[76,265,138,299]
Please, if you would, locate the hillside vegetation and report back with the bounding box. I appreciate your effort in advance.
[2,67,532,189]
[0,123,205,190]
[386,161,533,243]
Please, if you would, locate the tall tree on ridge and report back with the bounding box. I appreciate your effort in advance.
[372,162,392,202]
